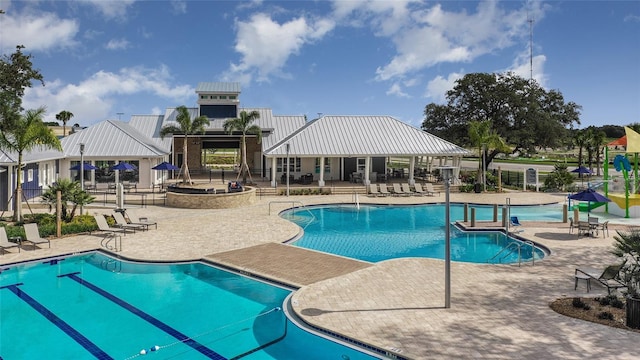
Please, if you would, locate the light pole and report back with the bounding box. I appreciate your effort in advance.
[286,143,290,197]
[439,166,456,309]
[482,143,487,192]
[79,143,85,214]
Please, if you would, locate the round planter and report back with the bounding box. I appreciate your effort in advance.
[626,295,640,329]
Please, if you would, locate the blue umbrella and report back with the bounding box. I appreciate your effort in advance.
[571,166,592,175]
[569,188,611,215]
[111,162,137,171]
[70,162,98,171]
[152,162,179,171]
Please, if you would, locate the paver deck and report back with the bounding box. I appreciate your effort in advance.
[205,243,372,288]
[1,190,639,359]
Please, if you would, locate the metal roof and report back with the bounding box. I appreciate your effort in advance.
[264,115,470,157]
[0,146,64,165]
[59,120,168,158]
[196,82,241,93]
[128,114,172,152]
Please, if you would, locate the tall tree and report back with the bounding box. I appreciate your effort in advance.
[573,130,588,170]
[0,107,62,222]
[55,110,74,137]
[422,72,581,166]
[223,110,262,184]
[0,45,44,132]
[159,106,210,184]
[468,119,509,184]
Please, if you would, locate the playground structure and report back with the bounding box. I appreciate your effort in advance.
[603,127,640,218]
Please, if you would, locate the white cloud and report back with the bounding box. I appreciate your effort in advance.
[424,72,464,103]
[22,65,193,125]
[0,9,79,53]
[224,13,335,83]
[78,0,136,20]
[105,38,130,50]
[151,107,162,115]
[507,50,548,88]
[170,0,187,15]
[386,83,410,98]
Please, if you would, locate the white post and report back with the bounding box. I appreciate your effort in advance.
[79,143,85,214]
[409,156,415,185]
[286,144,290,197]
[270,157,277,187]
[318,156,326,187]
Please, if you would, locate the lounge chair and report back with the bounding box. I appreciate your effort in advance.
[126,212,158,230]
[368,184,382,197]
[379,184,391,196]
[23,223,51,250]
[575,263,627,294]
[112,212,146,233]
[510,216,522,227]
[413,183,430,196]
[392,183,409,196]
[0,227,20,254]
[94,214,132,235]
[401,183,417,196]
[423,183,440,196]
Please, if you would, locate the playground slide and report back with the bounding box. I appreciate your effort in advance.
[575,202,606,212]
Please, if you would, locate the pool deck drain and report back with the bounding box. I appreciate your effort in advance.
[205,243,372,288]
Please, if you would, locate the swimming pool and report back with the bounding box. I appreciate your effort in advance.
[0,252,381,360]
[284,204,551,263]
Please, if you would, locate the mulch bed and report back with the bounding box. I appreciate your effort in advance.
[550,297,640,333]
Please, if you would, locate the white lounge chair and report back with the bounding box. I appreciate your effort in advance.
[379,184,391,196]
[413,183,430,196]
[401,183,417,196]
[424,183,440,196]
[94,215,131,235]
[112,212,146,233]
[23,223,50,250]
[368,184,382,197]
[126,212,158,230]
[392,183,409,196]
[0,227,20,254]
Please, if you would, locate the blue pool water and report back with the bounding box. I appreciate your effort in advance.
[284,204,552,263]
[0,253,380,360]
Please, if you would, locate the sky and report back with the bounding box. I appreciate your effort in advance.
[1,0,639,130]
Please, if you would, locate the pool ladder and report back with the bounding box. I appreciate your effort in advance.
[488,240,536,267]
[352,192,360,210]
[100,233,121,252]
[101,259,122,273]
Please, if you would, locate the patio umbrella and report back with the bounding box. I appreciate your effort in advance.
[70,162,98,171]
[152,162,179,189]
[111,162,137,171]
[568,188,611,214]
[571,165,592,186]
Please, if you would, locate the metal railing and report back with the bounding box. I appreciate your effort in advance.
[488,240,536,267]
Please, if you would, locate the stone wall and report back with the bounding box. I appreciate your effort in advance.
[166,187,256,209]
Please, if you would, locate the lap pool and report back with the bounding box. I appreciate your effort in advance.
[0,252,381,359]
[283,204,555,263]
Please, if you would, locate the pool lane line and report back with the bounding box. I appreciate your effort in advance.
[0,283,113,360]
[59,272,226,360]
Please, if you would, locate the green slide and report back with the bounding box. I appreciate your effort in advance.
[574,202,606,212]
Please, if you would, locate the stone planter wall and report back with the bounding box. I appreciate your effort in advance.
[166,187,256,209]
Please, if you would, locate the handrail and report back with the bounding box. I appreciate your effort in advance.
[488,239,537,267]
[352,192,360,210]
[100,233,121,252]
[268,201,315,219]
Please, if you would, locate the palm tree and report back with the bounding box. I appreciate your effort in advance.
[55,110,74,137]
[0,107,62,222]
[223,110,262,184]
[159,106,209,184]
[468,119,508,187]
[40,178,94,221]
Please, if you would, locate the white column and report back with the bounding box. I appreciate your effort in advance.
[270,157,277,187]
[523,167,527,191]
[318,156,326,186]
[364,156,371,185]
[409,156,415,185]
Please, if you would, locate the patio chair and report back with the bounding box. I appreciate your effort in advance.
[0,227,20,254]
[401,183,417,196]
[112,212,146,233]
[509,216,522,227]
[379,184,391,196]
[575,262,627,294]
[413,183,429,196]
[368,184,381,197]
[424,183,440,196]
[599,221,610,238]
[23,223,51,250]
[126,212,158,230]
[94,215,131,235]
[392,183,409,196]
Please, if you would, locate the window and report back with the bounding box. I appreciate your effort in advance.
[27,169,34,182]
[357,158,366,172]
[229,95,237,100]
[277,158,300,172]
[200,95,206,99]
[315,158,330,173]
[210,95,217,99]
[219,95,227,99]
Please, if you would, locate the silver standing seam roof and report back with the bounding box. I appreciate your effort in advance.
[59,120,168,157]
[264,115,470,157]
[195,82,241,93]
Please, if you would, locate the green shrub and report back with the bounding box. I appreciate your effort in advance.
[597,311,614,320]
[572,297,587,309]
